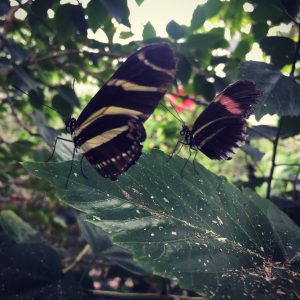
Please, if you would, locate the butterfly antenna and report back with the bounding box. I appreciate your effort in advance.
[12,84,61,115]
[159,101,185,125]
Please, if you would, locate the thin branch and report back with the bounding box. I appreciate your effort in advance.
[63,244,91,273]
[87,290,203,300]
[266,121,281,199]
[290,24,300,77]
[275,163,300,167]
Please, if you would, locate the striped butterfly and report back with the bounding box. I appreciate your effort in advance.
[177,80,261,166]
[62,43,176,182]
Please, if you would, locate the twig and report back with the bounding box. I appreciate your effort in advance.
[275,163,300,167]
[293,166,300,200]
[63,244,91,273]
[87,290,203,300]
[266,121,281,199]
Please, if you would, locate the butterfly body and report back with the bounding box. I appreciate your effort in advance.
[65,43,176,180]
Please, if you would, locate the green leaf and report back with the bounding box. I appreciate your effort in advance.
[203,0,222,18]
[23,150,300,298]
[78,217,148,275]
[252,22,269,41]
[232,39,251,60]
[54,4,77,42]
[70,4,88,36]
[166,20,186,40]
[176,54,192,84]
[100,0,130,27]
[143,22,156,40]
[52,94,73,119]
[0,210,40,243]
[193,74,216,101]
[191,5,206,30]
[280,116,300,138]
[57,85,80,108]
[86,0,110,32]
[119,31,134,39]
[239,61,300,120]
[260,36,296,68]
[135,0,144,6]
[250,1,284,25]
[29,89,44,110]
[10,66,39,92]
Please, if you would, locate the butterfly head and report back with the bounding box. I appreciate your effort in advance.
[180,125,193,145]
[65,117,77,134]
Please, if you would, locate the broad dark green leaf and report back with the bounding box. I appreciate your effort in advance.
[260,36,296,68]
[203,0,222,18]
[143,22,156,40]
[9,66,39,92]
[166,20,186,40]
[252,22,269,41]
[239,61,300,119]
[87,0,110,32]
[250,1,284,25]
[23,150,300,298]
[0,234,82,299]
[52,94,74,119]
[29,89,44,110]
[78,217,148,275]
[280,116,300,138]
[191,5,206,30]
[100,0,130,27]
[193,74,215,101]
[57,85,80,108]
[176,54,192,85]
[135,0,144,5]
[0,210,40,243]
[70,4,88,36]
[54,4,77,42]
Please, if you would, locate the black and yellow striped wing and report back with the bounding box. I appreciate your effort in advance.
[68,43,176,180]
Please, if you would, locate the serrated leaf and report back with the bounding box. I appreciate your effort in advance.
[166,20,186,40]
[23,150,300,298]
[0,210,40,243]
[260,36,296,68]
[176,54,192,84]
[143,22,156,40]
[191,5,206,30]
[100,0,130,27]
[239,61,300,120]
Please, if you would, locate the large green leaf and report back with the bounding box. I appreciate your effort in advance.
[143,22,156,40]
[100,0,130,27]
[191,5,206,30]
[23,150,300,299]
[166,20,186,40]
[239,61,300,120]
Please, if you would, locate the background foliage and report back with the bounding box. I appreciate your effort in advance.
[0,0,300,299]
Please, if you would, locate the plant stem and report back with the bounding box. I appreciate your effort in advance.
[266,120,281,199]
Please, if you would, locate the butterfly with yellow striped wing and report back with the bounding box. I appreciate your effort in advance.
[64,43,176,181]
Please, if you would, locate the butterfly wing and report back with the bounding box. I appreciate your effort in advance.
[191,80,261,160]
[73,43,176,179]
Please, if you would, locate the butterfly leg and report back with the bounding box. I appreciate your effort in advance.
[65,146,76,188]
[46,136,73,162]
[167,140,186,162]
[180,148,192,177]
[79,155,88,180]
[192,150,199,175]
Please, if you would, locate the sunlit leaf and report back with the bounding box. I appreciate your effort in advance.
[143,22,156,40]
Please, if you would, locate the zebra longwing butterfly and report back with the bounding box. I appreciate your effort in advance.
[65,43,176,180]
[179,80,261,160]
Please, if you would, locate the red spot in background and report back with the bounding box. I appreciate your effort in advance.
[166,87,196,112]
